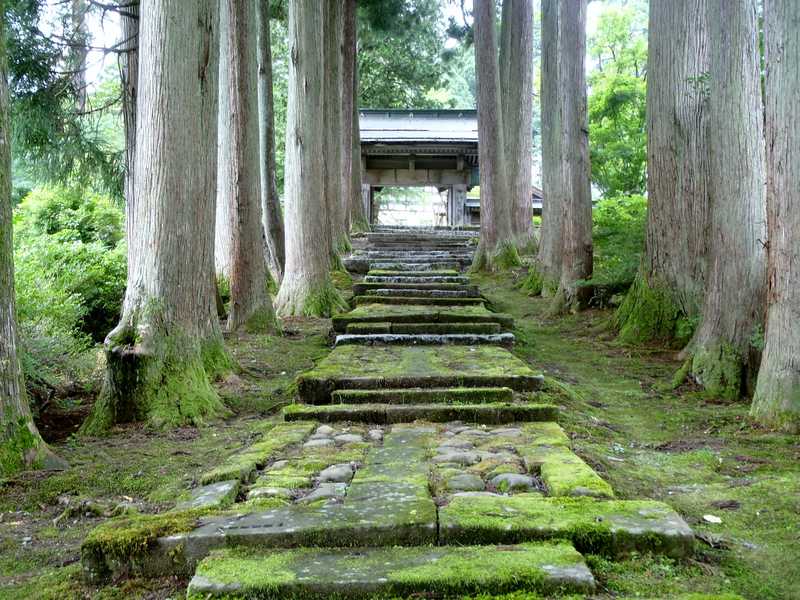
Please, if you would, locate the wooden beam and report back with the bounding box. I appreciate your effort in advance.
[363,168,471,186]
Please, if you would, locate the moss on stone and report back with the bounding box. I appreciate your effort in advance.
[520,422,571,447]
[352,295,485,307]
[199,422,316,485]
[367,269,461,277]
[81,509,203,581]
[187,542,594,598]
[527,446,615,498]
[332,304,513,333]
[439,495,694,558]
[330,387,514,405]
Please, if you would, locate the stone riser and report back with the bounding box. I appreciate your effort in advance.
[352,282,479,296]
[364,276,470,284]
[352,296,485,307]
[330,386,515,404]
[344,322,504,335]
[186,543,597,598]
[363,289,475,299]
[284,402,559,424]
[333,333,515,346]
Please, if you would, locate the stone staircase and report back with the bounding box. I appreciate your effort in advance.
[80,226,694,599]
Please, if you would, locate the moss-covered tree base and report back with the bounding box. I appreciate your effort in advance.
[350,217,371,234]
[687,343,744,400]
[275,278,348,318]
[1,418,68,475]
[82,329,232,434]
[751,374,800,433]
[615,272,691,345]
[239,305,281,335]
[470,240,521,273]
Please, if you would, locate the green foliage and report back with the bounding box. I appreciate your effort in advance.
[12,186,126,403]
[357,0,449,108]
[591,194,647,287]
[587,4,648,196]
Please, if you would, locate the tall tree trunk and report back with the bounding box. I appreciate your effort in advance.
[472,0,519,271]
[341,0,365,233]
[323,0,348,259]
[537,0,591,312]
[615,0,711,344]
[275,0,346,317]
[0,21,65,473]
[217,0,276,332]
[215,2,233,279]
[751,0,800,431]
[500,0,534,244]
[71,0,89,112]
[119,0,138,239]
[257,0,286,282]
[84,0,229,431]
[683,0,766,398]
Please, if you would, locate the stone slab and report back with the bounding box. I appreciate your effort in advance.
[439,495,695,558]
[352,282,479,296]
[186,542,596,599]
[284,402,559,425]
[330,386,514,405]
[352,295,485,307]
[295,345,543,404]
[177,480,240,511]
[334,333,516,346]
[332,304,514,333]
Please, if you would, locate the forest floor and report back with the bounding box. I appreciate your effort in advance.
[0,273,798,599]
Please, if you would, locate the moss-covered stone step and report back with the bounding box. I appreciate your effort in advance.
[344,321,504,335]
[186,542,596,599]
[330,387,514,404]
[352,281,479,296]
[521,444,615,498]
[334,332,516,347]
[332,304,513,333]
[366,269,461,277]
[353,295,485,307]
[364,275,470,284]
[295,345,543,403]
[439,495,694,558]
[200,422,317,484]
[284,402,559,425]
[369,261,461,272]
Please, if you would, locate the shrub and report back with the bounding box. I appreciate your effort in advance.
[591,194,647,287]
[13,186,127,404]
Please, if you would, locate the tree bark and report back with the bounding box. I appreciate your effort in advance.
[341,0,367,232]
[217,0,277,333]
[472,0,519,271]
[257,0,286,282]
[537,0,591,312]
[84,0,229,431]
[323,0,348,258]
[684,0,766,398]
[275,0,346,317]
[0,22,65,473]
[615,0,711,344]
[751,0,800,431]
[119,0,138,240]
[71,0,89,112]
[500,0,534,244]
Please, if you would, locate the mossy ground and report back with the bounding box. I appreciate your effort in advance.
[1,270,797,598]
[0,318,329,598]
[472,272,800,599]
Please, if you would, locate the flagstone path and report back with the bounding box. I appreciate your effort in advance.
[80,226,694,598]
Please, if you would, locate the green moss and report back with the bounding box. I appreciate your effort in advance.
[520,422,571,446]
[530,446,615,498]
[199,422,316,485]
[242,305,281,335]
[352,295,485,306]
[440,495,693,557]
[690,343,743,400]
[82,322,233,433]
[188,542,593,599]
[252,474,312,489]
[0,417,48,475]
[81,510,201,571]
[615,273,692,345]
[330,386,514,405]
[350,217,371,233]
[302,280,348,317]
[329,269,353,291]
[366,269,460,277]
